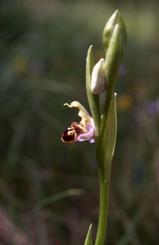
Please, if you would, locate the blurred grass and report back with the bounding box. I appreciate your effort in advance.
[0,0,159,244]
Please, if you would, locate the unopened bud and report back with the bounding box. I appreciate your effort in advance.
[103,11,127,95]
[103,10,126,52]
[103,10,120,49]
[91,58,106,95]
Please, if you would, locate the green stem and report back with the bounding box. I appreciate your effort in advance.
[100,94,112,137]
[95,172,110,245]
[94,93,112,245]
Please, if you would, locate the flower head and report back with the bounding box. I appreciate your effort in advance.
[61,101,95,144]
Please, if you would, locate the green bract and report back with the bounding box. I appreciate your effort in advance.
[84,224,93,245]
[86,45,100,135]
[102,93,117,181]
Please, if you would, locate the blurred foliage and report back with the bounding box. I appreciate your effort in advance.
[0,0,159,244]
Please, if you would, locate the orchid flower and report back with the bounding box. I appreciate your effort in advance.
[61,101,95,143]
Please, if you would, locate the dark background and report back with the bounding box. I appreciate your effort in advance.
[0,0,159,244]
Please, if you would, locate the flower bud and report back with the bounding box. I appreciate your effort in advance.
[103,11,127,96]
[103,10,120,49]
[103,10,126,52]
[105,24,125,89]
[91,58,106,95]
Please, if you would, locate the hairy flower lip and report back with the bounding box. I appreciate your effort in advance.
[61,127,77,143]
[61,101,95,144]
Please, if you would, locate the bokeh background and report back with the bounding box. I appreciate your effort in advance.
[1,0,159,244]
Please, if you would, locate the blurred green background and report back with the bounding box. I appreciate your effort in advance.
[0,0,159,244]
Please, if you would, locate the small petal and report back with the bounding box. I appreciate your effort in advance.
[64,101,90,119]
[89,138,95,143]
[77,118,95,142]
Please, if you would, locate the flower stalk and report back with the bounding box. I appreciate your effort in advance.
[61,9,126,245]
[85,10,126,245]
[95,174,110,245]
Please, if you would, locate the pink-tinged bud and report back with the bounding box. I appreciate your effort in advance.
[91,58,106,95]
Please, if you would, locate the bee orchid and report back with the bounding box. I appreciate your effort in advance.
[61,101,95,143]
